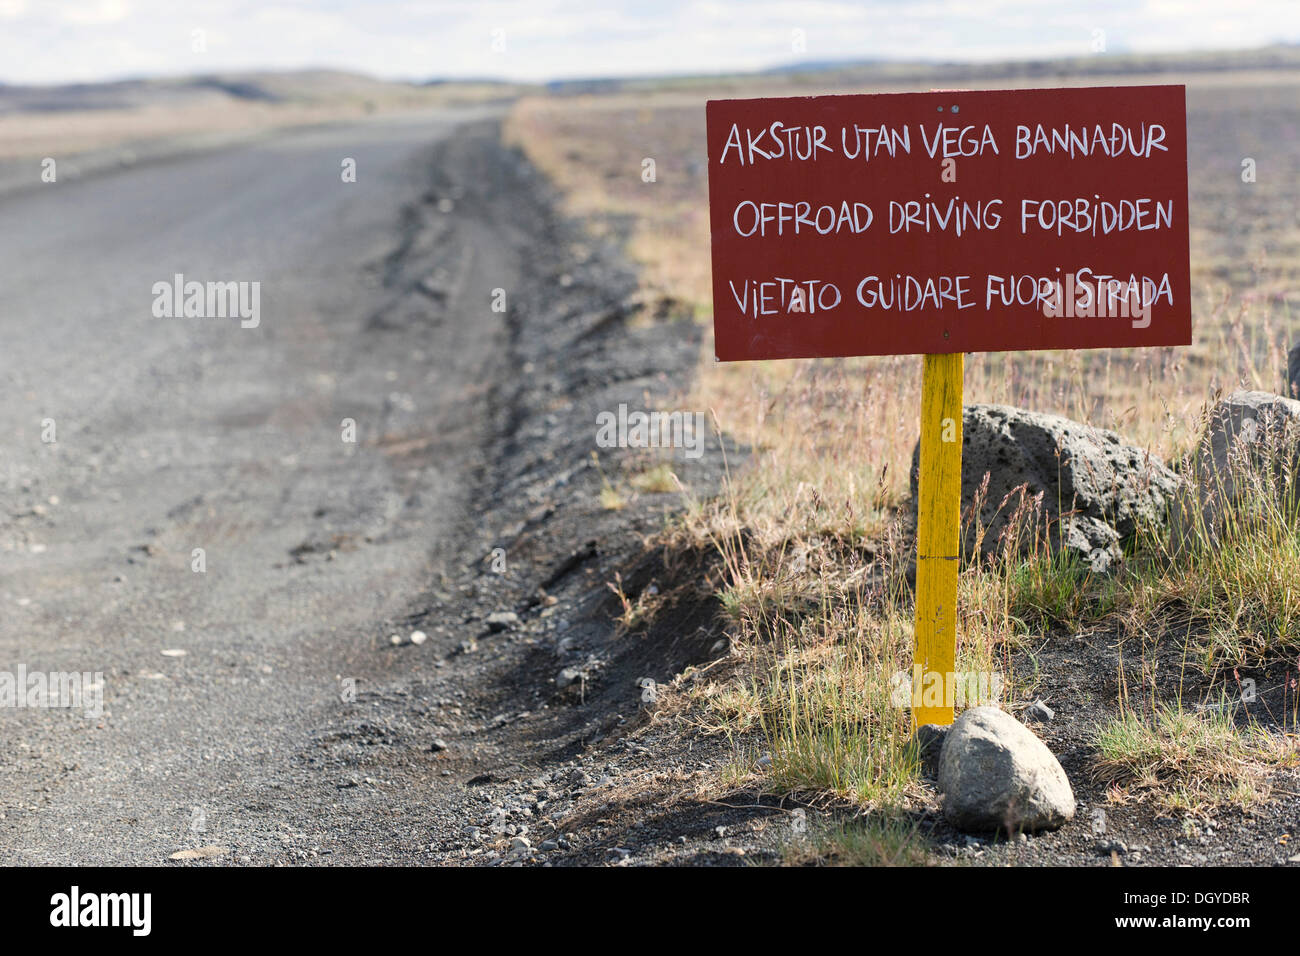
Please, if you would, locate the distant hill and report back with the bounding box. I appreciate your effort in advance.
[769,44,1300,78]
[540,43,1300,95]
[0,69,504,115]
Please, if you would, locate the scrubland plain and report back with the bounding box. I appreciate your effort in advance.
[505,53,1300,861]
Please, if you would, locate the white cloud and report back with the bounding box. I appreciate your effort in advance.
[59,0,131,25]
[0,0,1295,85]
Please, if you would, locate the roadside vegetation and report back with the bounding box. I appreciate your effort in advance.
[1094,704,1293,811]
[782,815,945,866]
[504,68,1300,852]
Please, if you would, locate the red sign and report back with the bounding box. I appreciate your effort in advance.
[706,85,1190,361]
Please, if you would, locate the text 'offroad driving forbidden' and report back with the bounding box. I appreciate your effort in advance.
[706,85,1191,360]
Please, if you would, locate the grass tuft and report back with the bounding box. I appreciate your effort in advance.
[783,816,944,866]
[1094,704,1290,811]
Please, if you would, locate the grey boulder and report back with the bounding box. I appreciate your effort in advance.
[910,404,1182,571]
[938,706,1075,833]
[1175,390,1300,545]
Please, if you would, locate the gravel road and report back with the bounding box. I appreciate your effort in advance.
[0,106,544,863]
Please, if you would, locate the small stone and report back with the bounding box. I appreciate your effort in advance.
[566,769,591,789]
[410,630,428,645]
[389,634,402,646]
[1024,699,1055,722]
[938,706,1075,834]
[539,840,558,851]
[430,739,449,752]
[510,836,531,852]
[609,847,631,860]
[486,611,519,632]
[912,723,949,777]
[1096,840,1128,855]
[168,845,228,861]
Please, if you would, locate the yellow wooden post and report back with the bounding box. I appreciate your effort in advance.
[913,352,963,728]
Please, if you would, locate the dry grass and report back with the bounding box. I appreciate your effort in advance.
[0,77,521,179]
[0,100,365,160]
[1094,704,1293,811]
[783,815,946,866]
[507,66,1300,816]
[505,78,1299,516]
[629,462,679,494]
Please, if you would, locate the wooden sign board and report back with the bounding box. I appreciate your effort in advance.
[706,85,1190,361]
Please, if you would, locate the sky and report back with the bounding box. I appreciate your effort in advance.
[1,0,1297,86]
